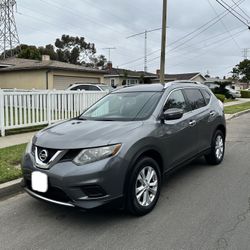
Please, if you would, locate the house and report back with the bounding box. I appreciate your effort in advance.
[104,63,156,87]
[153,70,206,83]
[104,65,206,86]
[0,56,106,90]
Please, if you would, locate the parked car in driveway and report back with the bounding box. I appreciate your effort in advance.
[225,86,241,99]
[21,81,226,216]
[67,83,113,92]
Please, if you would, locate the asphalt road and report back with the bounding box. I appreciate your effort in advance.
[1,114,250,250]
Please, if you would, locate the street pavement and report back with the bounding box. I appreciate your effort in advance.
[0,114,250,250]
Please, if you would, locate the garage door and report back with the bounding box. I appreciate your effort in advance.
[53,75,101,90]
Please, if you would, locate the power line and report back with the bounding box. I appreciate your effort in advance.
[131,27,246,70]
[155,28,247,71]
[219,0,249,22]
[118,0,245,68]
[231,0,250,19]
[207,0,241,51]
[38,0,125,36]
[216,0,250,28]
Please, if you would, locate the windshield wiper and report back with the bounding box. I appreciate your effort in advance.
[76,117,88,120]
[95,118,116,121]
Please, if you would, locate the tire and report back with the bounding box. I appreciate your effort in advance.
[205,130,225,165]
[126,157,161,216]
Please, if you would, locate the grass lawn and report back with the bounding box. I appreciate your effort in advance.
[0,144,27,184]
[224,102,250,114]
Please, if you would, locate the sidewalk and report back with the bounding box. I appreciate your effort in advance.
[224,98,250,107]
[0,132,36,149]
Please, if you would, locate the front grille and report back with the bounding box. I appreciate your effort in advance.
[26,180,71,203]
[36,146,58,164]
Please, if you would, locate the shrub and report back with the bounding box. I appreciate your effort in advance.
[240,90,250,98]
[215,94,225,103]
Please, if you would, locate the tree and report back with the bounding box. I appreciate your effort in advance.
[38,44,58,60]
[1,35,107,69]
[55,35,98,66]
[213,81,232,98]
[232,59,250,87]
[17,45,41,60]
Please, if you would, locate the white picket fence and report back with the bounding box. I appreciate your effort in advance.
[0,90,107,136]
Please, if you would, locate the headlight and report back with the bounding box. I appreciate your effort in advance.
[73,144,122,165]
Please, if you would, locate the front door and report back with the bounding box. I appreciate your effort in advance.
[158,89,199,169]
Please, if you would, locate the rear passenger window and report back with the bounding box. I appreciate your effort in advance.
[164,90,189,112]
[201,89,211,105]
[88,85,100,91]
[184,89,206,110]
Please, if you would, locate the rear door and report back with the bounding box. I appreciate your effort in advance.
[183,88,209,153]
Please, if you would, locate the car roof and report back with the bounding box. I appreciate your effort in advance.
[113,81,204,93]
[71,83,107,86]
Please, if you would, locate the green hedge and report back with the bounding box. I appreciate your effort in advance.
[241,90,250,98]
[215,94,225,103]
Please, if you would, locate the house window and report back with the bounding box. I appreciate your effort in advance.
[126,79,138,85]
[110,78,115,87]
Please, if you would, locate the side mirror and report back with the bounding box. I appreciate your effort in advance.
[160,108,184,121]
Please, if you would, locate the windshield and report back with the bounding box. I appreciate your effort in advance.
[79,91,162,121]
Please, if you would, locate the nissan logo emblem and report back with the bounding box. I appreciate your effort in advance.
[39,149,48,162]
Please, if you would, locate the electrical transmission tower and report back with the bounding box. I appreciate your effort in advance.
[242,48,250,60]
[0,0,20,59]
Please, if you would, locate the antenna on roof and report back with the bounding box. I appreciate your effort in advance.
[127,27,166,73]
[102,47,116,62]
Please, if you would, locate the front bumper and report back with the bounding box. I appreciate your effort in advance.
[21,152,127,209]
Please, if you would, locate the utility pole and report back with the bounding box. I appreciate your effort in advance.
[0,0,20,59]
[102,47,116,62]
[127,27,162,72]
[160,0,167,84]
[242,48,250,60]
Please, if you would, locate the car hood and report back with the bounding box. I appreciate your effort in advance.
[34,119,143,149]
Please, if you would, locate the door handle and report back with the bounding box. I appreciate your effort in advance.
[210,111,216,117]
[189,120,196,127]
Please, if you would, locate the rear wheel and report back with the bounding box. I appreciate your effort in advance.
[205,130,225,165]
[126,157,161,216]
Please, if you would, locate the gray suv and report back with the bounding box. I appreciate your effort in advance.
[21,82,226,215]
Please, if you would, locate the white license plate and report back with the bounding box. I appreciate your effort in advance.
[31,171,48,193]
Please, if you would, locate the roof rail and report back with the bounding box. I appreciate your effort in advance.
[164,80,202,88]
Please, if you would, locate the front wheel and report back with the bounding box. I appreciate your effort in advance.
[126,157,161,216]
[205,130,225,165]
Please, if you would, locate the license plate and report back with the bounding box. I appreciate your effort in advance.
[31,171,48,193]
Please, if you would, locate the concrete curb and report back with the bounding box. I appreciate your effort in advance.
[0,178,23,200]
[1,109,250,200]
[225,109,250,121]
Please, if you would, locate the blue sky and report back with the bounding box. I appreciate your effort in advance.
[15,0,250,77]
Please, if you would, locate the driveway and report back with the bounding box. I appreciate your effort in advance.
[0,114,250,250]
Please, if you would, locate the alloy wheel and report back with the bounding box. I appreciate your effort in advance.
[215,135,224,160]
[135,166,158,207]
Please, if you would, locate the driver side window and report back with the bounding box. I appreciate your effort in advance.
[164,90,189,112]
